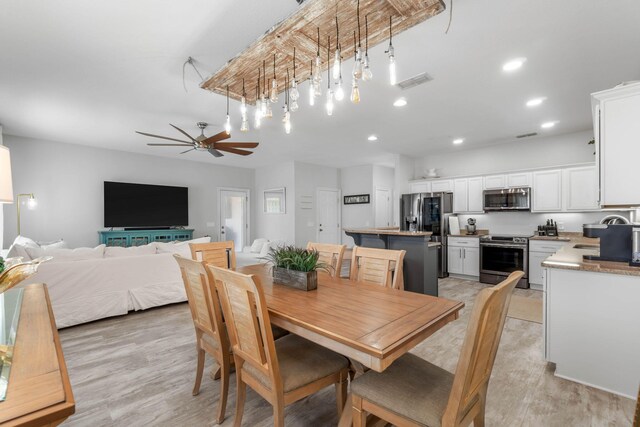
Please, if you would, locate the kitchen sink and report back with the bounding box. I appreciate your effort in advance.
[573,244,599,249]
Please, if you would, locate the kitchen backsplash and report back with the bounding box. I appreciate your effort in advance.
[455,211,629,235]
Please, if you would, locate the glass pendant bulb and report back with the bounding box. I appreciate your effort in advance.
[314,55,322,82]
[332,48,341,80]
[240,116,249,132]
[290,99,299,112]
[254,106,262,129]
[284,115,292,134]
[313,79,322,97]
[353,47,363,80]
[224,114,231,134]
[265,101,273,118]
[290,80,299,101]
[388,45,396,85]
[362,54,373,81]
[335,77,345,101]
[308,79,315,106]
[260,95,267,115]
[325,90,334,116]
[240,96,247,115]
[350,78,360,104]
[270,79,278,103]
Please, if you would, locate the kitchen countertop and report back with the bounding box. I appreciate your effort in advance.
[343,228,433,237]
[448,229,489,238]
[530,232,599,245]
[541,234,639,276]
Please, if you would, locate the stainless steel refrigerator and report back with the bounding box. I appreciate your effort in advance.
[400,192,453,278]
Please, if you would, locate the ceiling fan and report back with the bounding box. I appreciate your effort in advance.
[136,122,259,157]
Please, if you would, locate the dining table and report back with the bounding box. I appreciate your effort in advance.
[236,264,465,426]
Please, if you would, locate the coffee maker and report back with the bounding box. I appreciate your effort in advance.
[583,223,633,262]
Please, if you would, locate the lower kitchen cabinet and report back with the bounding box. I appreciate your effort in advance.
[448,237,479,278]
[529,240,568,290]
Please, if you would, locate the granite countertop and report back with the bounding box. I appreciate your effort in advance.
[343,228,433,237]
[448,229,489,238]
[541,234,639,276]
[530,232,598,246]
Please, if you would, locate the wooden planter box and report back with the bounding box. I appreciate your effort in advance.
[272,267,318,291]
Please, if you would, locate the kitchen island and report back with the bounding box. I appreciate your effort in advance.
[542,241,640,398]
[344,228,439,296]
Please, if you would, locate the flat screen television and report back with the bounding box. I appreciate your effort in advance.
[104,181,188,228]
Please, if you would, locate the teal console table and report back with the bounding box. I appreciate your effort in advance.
[98,229,194,247]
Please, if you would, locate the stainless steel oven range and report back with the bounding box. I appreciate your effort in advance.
[479,235,530,289]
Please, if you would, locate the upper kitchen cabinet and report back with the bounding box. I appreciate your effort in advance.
[507,172,532,188]
[410,181,431,194]
[431,179,453,193]
[483,174,506,189]
[564,166,599,211]
[592,82,640,207]
[453,177,484,213]
[532,169,563,212]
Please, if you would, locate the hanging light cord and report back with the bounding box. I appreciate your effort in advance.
[317,27,320,56]
[365,14,369,54]
[182,57,205,92]
[226,85,229,115]
[293,47,296,80]
[445,0,454,34]
[356,0,361,47]
[327,35,331,88]
[335,17,340,52]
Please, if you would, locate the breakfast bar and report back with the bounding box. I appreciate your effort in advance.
[344,228,439,296]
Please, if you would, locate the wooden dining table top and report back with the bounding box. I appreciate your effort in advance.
[236,264,465,372]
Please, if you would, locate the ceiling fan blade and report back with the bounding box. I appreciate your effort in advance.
[147,143,194,147]
[136,131,191,144]
[213,142,259,149]
[202,130,231,145]
[179,148,196,154]
[169,124,199,144]
[215,147,253,156]
[208,148,224,158]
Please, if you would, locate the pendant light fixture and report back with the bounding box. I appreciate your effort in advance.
[335,55,345,101]
[332,17,341,80]
[362,14,373,81]
[270,53,278,103]
[352,0,363,80]
[254,72,262,129]
[261,61,267,116]
[283,71,292,134]
[240,78,249,132]
[350,32,360,104]
[386,15,397,85]
[325,35,334,116]
[290,47,299,112]
[308,60,315,106]
[224,85,232,134]
[313,27,322,97]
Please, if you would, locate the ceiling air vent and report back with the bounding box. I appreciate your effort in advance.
[397,72,433,90]
[516,132,538,139]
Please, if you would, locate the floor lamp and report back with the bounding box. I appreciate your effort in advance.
[16,193,37,236]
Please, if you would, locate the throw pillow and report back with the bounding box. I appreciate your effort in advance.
[6,235,39,260]
[26,244,106,261]
[38,239,68,250]
[250,238,269,253]
[259,241,273,258]
[104,242,158,258]
[155,236,212,258]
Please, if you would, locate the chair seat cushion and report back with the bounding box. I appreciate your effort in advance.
[351,353,454,427]
[243,334,348,393]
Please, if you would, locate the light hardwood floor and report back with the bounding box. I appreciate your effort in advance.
[58,278,635,426]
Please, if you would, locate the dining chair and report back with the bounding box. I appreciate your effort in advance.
[306,242,346,277]
[174,255,232,424]
[190,241,236,269]
[350,270,524,427]
[208,265,350,427]
[349,246,406,290]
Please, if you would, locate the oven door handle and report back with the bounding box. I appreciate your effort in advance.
[480,243,527,249]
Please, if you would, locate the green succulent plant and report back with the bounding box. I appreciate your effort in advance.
[0,257,4,274]
[264,245,330,273]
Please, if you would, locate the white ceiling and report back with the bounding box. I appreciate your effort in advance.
[1,0,639,169]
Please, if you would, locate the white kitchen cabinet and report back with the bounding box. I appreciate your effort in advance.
[564,166,599,211]
[532,169,563,212]
[431,179,453,193]
[529,240,567,290]
[483,174,506,189]
[592,83,640,207]
[467,177,484,212]
[410,181,431,194]
[453,177,484,213]
[507,172,532,188]
[447,237,479,278]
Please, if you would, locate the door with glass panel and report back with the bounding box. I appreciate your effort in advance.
[219,189,249,251]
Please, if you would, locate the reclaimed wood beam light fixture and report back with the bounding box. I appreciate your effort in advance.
[200,0,446,103]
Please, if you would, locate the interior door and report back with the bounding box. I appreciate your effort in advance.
[219,189,249,251]
[317,188,340,244]
[374,188,391,227]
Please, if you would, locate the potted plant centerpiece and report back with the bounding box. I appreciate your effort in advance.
[265,245,329,291]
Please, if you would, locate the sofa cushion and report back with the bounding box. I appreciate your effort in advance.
[26,244,106,262]
[156,237,211,258]
[250,238,269,253]
[105,243,158,258]
[37,239,68,250]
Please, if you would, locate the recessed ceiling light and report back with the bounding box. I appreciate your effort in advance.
[453,138,464,145]
[368,135,378,141]
[541,121,557,129]
[526,97,546,107]
[393,98,407,107]
[502,57,526,72]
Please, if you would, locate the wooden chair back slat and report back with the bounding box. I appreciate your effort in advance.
[306,242,346,277]
[190,241,236,269]
[442,270,524,426]
[209,266,280,382]
[349,246,406,290]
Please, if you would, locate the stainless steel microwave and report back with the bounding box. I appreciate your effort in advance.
[483,187,531,211]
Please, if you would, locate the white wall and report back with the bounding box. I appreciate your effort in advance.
[254,162,295,244]
[0,127,5,249]
[2,135,255,248]
[294,162,340,247]
[414,130,595,179]
[340,165,373,246]
[372,165,395,227]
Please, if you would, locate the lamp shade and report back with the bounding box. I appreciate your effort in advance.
[0,145,14,203]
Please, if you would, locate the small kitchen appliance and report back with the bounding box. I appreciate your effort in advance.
[632,227,640,267]
[483,187,531,211]
[466,218,477,235]
[583,223,633,262]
